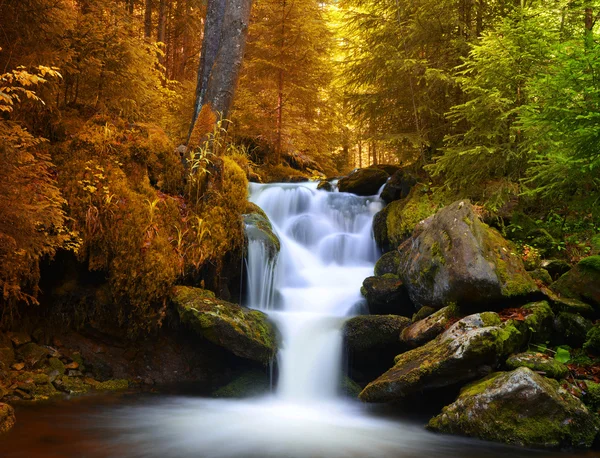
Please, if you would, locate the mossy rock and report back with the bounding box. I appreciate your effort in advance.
[338,168,389,196]
[584,381,600,411]
[0,403,15,434]
[551,256,600,311]
[91,379,130,391]
[554,312,593,348]
[212,370,270,398]
[172,286,278,364]
[528,268,552,286]
[412,306,436,322]
[372,205,391,252]
[317,180,334,192]
[359,313,525,403]
[53,375,91,395]
[360,275,415,317]
[16,343,49,369]
[543,288,595,318]
[243,212,280,259]
[400,304,460,348]
[398,200,538,311]
[505,352,568,379]
[374,251,400,277]
[70,352,86,373]
[428,368,598,449]
[47,357,66,376]
[343,315,410,352]
[510,301,554,345]
[583,324,600,354]
[380,184,445,252]
[33,382,60,400]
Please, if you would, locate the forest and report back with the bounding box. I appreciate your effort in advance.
[0,0,600,455]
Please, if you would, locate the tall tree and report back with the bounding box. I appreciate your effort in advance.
[230,0,336,168]
[189,0,253,142]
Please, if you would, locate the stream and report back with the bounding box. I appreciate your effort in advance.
[0,182,593,458]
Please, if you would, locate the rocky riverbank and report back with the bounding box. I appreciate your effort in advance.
[338,165,600,450]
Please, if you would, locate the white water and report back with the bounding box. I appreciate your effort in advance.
[246,181,381,400]
[86,182,536,458]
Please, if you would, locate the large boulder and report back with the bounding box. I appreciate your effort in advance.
[398,200,538,310]
[338,168,389,196]
[379,169,417,204]
[373,184,443,252]
[400,305,460,348]
[343,315,410,352]
[428,368,598,449]
[360,313,525,402]
[171,286,278,364]
[0,403,15,434]
[551,256,600,311]
[360,275,415,317]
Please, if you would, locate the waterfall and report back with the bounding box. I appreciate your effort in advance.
[77,180,524,458]
[246,182,382,400]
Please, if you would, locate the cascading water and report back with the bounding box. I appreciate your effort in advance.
[16,182,548,458]
[245,182,381,401]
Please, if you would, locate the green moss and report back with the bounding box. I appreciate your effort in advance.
[244,202,268,220]
[485,228,537,298]
[459,372,504,398]
[578,255,600,271]
[385,184,447,247]
[429,368,598,448]
[583,325,600,354]
[374,251,400,276]
[520,301,554,343]
[584,381,600,410]
[172,286,277,364]
[529,268,553,285]
[54,375,91,394]
[412,306,436,322]
[506,352,568,379]
[48,358,65,375]
[95,379,129,391]
[480,311,502,327]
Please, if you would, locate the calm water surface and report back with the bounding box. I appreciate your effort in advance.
[0,392,595,458]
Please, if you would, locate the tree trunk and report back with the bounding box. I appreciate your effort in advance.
[275,0,286,164]
[358,140,362,168]
[144,0,152,38]
[158,0,167,44]
[189,0,253,142]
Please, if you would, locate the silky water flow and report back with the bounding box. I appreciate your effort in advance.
[11,182,557,458]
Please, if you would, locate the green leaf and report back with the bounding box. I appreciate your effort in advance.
[555,347,571,364]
